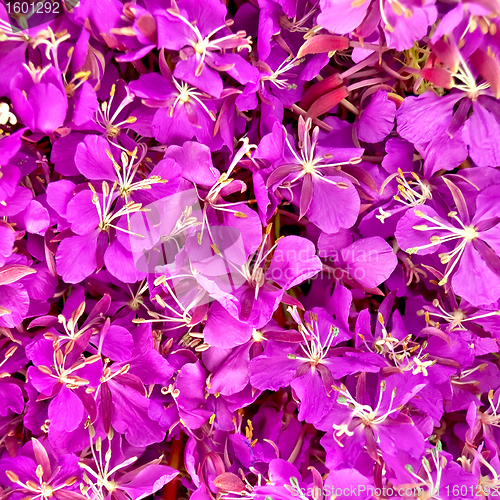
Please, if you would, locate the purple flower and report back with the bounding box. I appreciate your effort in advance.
[318,0,437,51]
[396,187,500,307]
[0,438,84,500]
[261,117,362,234]
[155,0,256,97]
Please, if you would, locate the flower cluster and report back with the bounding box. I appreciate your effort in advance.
[1,0,500,499]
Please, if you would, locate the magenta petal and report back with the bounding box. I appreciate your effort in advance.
[51,134,86,176]
[325,469,371,499]
[18,200,50,235]
[129,73,174,100]
[174,57,223,98]
[73,81,99,126]
[46,180,76,218]
[317,0,370,34]
[375,417,425,459]
[66,190,100,235]
[291,368,331,424]
[204,302,253,348]
[209,344,252,396]
[397,92,461,145]
[48,386,85,432]
[163,141,219,186]
[175,361,212,429]
[384,2,437,51]
[307,176,360,234]
[101,325,134,362]
[341,236,398,288]
[452,244,500,307]
[108,378,166,447]
[0,186,33,217]
[75,135,117,180]
[249,343,300,391]
[10,88,35,131]
[117,465,178,500]
[0,225,14,266]
[30,83,68,133]
[104,240,146,283]
[395,206,449,255]
[0,380,24,416]
[55,231,99,284]
[357,91,396,143]
[463,101,500,167]
[423,131,468,177]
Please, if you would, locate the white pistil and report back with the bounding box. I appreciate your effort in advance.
[29,26,70,70]
[80,428,137,500]
[394,169,432,207]
[37,349,100,389]
[89,181,146,237]
[377,169,432,223]
[126,279,149,310]
[480,389,500,428]
[105,146,167,202]
[405,445,447,500]
[252,328,266,342]
[331,382,401,446]
[406,210,477,286]
[282,118,361,190]
[453,52,490,100]
[369,313,435,375]
[194,138,255,245]
[22,61,52,84]
[420,298,500,331]
[170,76,216,121]
[166,9,251,77]
[279,5,318,33]
[242,229,282,300]
[0,102,17,126]
[55,301,94,341]
[95,84,137,143]
[260,56,303,90]
[133,273,207,334]
[287,306,338,367]
[4,469,71,500]
[0,18,30,42]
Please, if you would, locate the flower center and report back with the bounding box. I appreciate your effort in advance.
[463,226,478,240]
[194,40,207,55]
[406,210,477,286]
[252,328,265,342]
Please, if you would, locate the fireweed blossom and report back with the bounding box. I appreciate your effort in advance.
[0,438,85,500]
[398,43,500,169]
[249,306,386,423]
[396,185,500,307]
[129,71,221,146]
[316,373,427,468]
[155,0,256,97]
[262,116,363,234]
[317,0,438,50]
[54,180,147,284]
